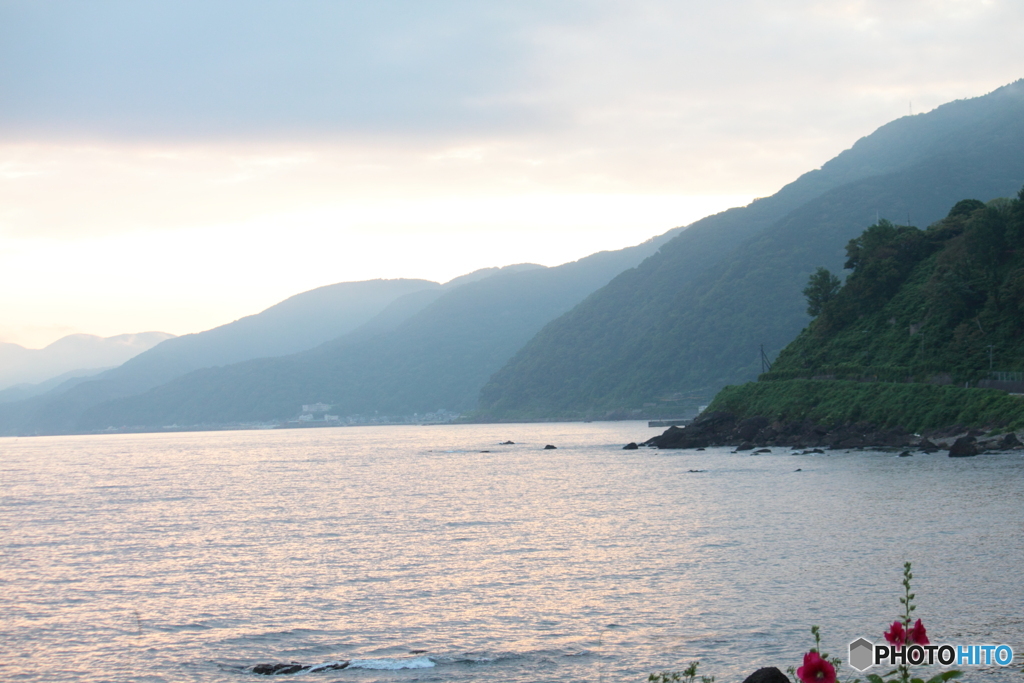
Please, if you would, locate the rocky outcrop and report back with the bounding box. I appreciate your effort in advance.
[948,436,979,457]
[644,411,915,450]
[643,410,1024,453]
[623,442,639,450]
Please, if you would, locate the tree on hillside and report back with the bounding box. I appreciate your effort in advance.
[803,267,842,317]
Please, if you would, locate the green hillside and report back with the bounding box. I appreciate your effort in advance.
[704,189,1024,431]
[707,380,1024,433]
[477,80,1024,420]
[769,191,1024,383]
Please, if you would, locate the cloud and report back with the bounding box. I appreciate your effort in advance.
[0,1,577,140]
[2,0,1022,345]
[3,0,1020,143]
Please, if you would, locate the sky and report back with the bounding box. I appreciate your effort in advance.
[1,0,1022,348]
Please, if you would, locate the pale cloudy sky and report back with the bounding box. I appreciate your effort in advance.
[1,0,1021,347]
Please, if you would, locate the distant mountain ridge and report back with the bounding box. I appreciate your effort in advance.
[477,79,1024,419]
[72,235,679,431]
[0,278,440,433]
[0,332,173,390]
[0,248,670,434]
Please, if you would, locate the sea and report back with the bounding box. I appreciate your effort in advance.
[1,421,1021,683]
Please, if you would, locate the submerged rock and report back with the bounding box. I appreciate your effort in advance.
[252,661,351,675]
[253,663,308,675]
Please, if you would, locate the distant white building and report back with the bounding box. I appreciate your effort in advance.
[302,403,332,413]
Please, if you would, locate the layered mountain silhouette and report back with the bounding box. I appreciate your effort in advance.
[3,79,1023,434]
[0,278,439,433]
[0,332,174,391]
[0,238,674,434]
[478,80,1024,418]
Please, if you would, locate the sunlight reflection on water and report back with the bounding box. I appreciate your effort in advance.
[1,423,1021,682]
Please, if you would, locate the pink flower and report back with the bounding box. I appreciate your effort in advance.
[884,620,906,650]
[797,651,837,683]
[908,619,929,645]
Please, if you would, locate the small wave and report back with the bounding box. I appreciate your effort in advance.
[347,656,435,670]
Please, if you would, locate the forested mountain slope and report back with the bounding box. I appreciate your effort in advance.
[770,192,1024,381]
[701,192,1024,434]
[71,235,678,431]
[1,233,674,433]
[477,80,1024,419]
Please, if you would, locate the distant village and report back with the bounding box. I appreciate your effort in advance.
[281,403,460,428]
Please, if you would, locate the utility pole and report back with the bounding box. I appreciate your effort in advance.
[760,344,772,374]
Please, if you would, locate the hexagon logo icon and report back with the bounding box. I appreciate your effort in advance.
[849,637,874,671]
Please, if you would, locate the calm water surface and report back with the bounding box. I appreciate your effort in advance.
[1,422,1022,682]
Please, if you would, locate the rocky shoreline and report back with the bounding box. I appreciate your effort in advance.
[643,411,1024,456]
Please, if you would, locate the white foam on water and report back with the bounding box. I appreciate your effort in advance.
[306,661,349,672]
[347,656,435,670]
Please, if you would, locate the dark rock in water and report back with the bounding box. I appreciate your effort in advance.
[899,451,913,457]
[500,440,515,445]
[742,666,791,683]
[735,442,755,451]
[754,448,771,454]
[252,661,349,675]
[410,650,428,654]
[949,436,979,457]
[544,444,557,450]
[252,663,308,675]
[623,442,639,450]
[696,447,705,451]
[794,468,802,472]
[999,432,1022,449]
[918,439,939,453]
[688,469,706,473]
[480,450,491,453]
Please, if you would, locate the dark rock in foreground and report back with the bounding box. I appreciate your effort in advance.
[544,444,557,449]
[623,442,639,450]
[742,667,790,683]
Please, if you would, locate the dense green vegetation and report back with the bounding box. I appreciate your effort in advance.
[477,80,1024,420]
[771,190,1024,382]
[706,379,1024,432]
[707,188,1024,431]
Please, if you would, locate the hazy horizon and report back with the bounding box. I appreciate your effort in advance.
[2,1,1022,347]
